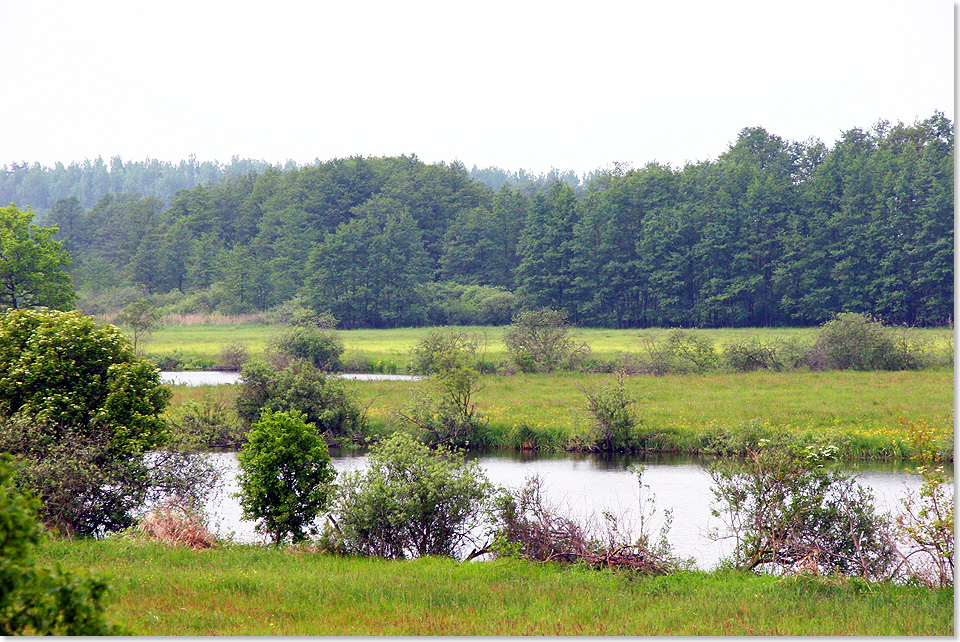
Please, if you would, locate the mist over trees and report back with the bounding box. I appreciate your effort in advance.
[2,113,952,328]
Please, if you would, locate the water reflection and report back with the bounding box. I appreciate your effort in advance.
[203,449,941,569]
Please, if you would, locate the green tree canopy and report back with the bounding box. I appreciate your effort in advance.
[0,309,179,535]
[0,204,76,310]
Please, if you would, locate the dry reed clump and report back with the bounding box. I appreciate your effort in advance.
[136,500,217,549]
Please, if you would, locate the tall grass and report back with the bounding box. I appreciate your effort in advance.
[345,370,953,459]
[38,539,953,635]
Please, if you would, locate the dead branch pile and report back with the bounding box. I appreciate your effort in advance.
[496,475,672,575]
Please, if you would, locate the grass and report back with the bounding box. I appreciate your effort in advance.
[142,323,954,373]
[38,538,953,636]
[166,368,954,459]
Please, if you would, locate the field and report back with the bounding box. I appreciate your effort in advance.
[143,323,954,373]
[37,539,953,636]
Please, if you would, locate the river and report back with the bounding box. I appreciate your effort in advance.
[200,449,938,570]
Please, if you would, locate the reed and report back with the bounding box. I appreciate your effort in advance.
[37,539,953,636]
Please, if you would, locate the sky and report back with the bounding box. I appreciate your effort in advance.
[0,0,954,176]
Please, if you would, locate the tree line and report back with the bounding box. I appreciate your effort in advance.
[10,112,953,328]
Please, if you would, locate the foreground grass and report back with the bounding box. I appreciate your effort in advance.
[39,539,952,636]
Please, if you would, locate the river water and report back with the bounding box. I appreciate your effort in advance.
[201,449,939,570]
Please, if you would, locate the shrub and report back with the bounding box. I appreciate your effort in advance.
[271,326,344,372]
[580,371,642,451]
[708,438,895,578]
[0,457,123,635]
[217,341,250,371]
[0,309,193,536]
[165,390,245,449]
[408,327,482,375]
[236,410,336,546]
[491,473,678,574]
[502,307,589,373]
[332,432,498,559]
[807,312,923,371]
[235,359,365,445]
[892,419,954,587]
[641,329,719,375]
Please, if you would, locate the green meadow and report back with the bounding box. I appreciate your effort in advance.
[37,539,954,636]
[144,323,953,373]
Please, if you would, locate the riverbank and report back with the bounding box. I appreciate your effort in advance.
[168,369,954,460]
[37,538,952,635]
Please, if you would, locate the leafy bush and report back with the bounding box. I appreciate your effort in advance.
[641,329,719,375]
[708,439,895,578]
[236,359,365,445]
[580,372,643,451]
[408,327,482,375]
[502,307,589,373]
[0,457,123,635]
[892,419,954,587]
[807,312,923,371]
[332,432,498,559]
[236,410,336,546]
[165,390,245,449]
[0,309,209,536]
[271,326,344,372]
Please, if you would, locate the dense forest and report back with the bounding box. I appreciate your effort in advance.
[2,112,952,329]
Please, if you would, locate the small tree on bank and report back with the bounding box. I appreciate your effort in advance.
[502,307,588,373]
[236,410,336,546]
[333,432,498,559]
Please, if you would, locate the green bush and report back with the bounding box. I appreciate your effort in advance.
[0,309,196,536]
[0,457,123,635]
[235,359,365,445]
[708,438,895,578]
[641,329,719,375]
[502,307,588,373]
[408,327,482,375]
[272,326,344,372]
[332,433,498,559]
[807,312,923,371]
[580,372,641,451]
[236,410,336,546]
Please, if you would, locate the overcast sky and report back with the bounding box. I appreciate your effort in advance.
[1,0,954,176]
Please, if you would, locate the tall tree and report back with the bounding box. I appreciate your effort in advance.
[0,204,76,310]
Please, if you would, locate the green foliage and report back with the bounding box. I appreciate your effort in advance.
[0,204,77,311]
[236,410,336,546]
[894,419,954,587]
[0,458,122,635]
[808,312,923,371]
[403,329,487,447]
[709,439,896,578]
[580,372,642,451]
[641,329,720,375]
[0,309,191,535]
[502,307,587,373]
[235,359,365,444]
[408,327,482,375]
[333,432,497,559]
[165,390,244,449]
[115,298,162,353]
[272,326,344,371]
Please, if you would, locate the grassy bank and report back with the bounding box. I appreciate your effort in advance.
[38,539,953,636]
[170,369,954,459]
[143,323,954,373]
